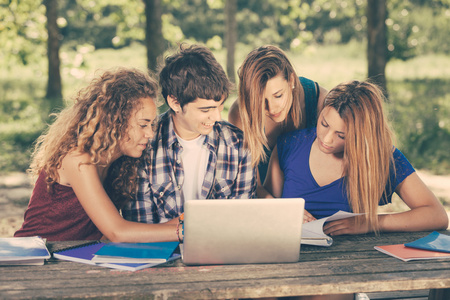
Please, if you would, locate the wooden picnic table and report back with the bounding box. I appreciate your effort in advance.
[1,230,449,299]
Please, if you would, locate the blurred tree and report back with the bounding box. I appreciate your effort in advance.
[2,0,449,72]
[225,0,237,84]
[144,0,165,72]
[367,0,387,95]
[44,0,62,101]
[386,0,450,60]
[57,0,145,49]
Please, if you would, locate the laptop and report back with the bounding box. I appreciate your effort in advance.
[182,198,304,265]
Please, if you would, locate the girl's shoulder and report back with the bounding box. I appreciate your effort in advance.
[227,98,242,129]
[63,150,91,164]
[60,150,95,174]
[277,128,315,158]
[279,127,316,145]
[392,147,415,178]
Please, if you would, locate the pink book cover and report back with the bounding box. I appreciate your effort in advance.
[374,244,450,262]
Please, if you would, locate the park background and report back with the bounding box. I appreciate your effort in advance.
[1,0,449,236]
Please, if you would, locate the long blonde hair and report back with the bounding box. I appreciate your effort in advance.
[324,80,394,232]
[29,68,158,208]
[238,45,301,168]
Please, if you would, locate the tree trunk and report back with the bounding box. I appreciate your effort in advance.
[367,0,388,97]
[144,0,165,73]
[44,0,62,101]
[225,0,237,84]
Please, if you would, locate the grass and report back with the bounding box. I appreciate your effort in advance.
[1,41,449,175]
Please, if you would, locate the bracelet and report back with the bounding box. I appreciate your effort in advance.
[176,220,183,243]
[179,213,184,224]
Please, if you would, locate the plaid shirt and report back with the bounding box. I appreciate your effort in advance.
[122,111,256,224]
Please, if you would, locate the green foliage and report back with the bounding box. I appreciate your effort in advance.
[58,0,145,49]
[388,78,450,174]
[2,0,449,68]
[386,0,450,60]
[0,0,46,68]
[161,0,226,48]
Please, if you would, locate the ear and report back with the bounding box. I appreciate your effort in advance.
[167,95,182,113]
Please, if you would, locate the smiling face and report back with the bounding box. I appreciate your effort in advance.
[119,97,157,158]
[170,96,225,140]
[316,106,346,156]
[263,74,293,123]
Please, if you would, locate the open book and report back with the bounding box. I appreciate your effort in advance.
[0,236,51,265]
[301,211,362,246]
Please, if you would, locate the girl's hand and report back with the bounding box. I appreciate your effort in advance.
[303,210,317,223]
[323,216,370,236]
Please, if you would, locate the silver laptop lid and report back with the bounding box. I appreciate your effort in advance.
[182,198,304,265]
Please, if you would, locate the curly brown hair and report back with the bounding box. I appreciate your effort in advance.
[29,68,158,208]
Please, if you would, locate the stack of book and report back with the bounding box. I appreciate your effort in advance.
[0,236,51,266]
[53,241,180,271]
[374,231,450,262]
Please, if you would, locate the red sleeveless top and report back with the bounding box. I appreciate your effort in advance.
[14,171,102,241]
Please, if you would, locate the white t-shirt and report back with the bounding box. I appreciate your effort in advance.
[175,134,209,202]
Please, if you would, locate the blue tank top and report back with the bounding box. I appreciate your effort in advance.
[258,77,319,183]
[277,128,416,219]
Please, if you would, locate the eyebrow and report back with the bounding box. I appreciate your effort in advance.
[197,99,226,109]
[272,88,284,95]
[322,117,345,135]
[138,118,156,122]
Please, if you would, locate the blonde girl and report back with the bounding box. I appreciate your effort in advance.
[228,45,328,196]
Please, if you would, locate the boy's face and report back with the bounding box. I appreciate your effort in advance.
[171,97,225,140]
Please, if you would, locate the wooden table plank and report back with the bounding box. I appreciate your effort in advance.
[1,268,449,299]
[1,231,449,299]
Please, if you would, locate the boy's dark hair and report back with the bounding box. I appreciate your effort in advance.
[159,44,232,109]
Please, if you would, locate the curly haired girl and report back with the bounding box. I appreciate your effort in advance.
[15,68,182,242]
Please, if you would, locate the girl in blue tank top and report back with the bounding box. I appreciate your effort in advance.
[265,80,448,236]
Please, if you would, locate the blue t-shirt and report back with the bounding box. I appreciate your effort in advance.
[277,128,415,219]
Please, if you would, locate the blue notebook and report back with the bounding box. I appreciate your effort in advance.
[53,241,180,271]
[92,241,180,263]
[404,231,450,253]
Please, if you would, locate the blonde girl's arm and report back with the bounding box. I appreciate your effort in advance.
[227,99,242,129]
[263,146,284,198]
[228,99,272,198]
[378,172,449,232]
[316,85,328,114]
[324,172,448,236]
[60,152,180,243]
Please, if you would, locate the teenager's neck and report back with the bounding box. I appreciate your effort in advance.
[171,113,202,141]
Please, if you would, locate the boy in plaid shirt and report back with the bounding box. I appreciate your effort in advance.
[123,44,256,224]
